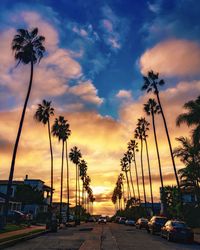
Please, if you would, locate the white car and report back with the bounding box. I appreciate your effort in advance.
[98,216,107,224]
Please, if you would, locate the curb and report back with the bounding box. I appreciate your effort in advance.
[0,230,50,249]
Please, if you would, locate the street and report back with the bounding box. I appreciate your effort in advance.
[5,223,200,250]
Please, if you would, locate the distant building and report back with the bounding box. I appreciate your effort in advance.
[0,175,53,216]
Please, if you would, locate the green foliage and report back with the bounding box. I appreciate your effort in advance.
[15,184,44,204]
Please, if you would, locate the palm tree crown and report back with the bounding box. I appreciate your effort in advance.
[141,71,164,94]
[144,98,160,116]
[52,116,71,142]
[176,96,200,145]
[69,146,82,164]
[34,100,54,124]
[12,28,45,65]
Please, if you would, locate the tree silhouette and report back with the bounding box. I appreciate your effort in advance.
[69,146,82,224]
[52,116,69,223]
[5,28,45,220]
[142,71,180,190]
[144,99,163,191]
[176,96,200,146]
[128,140,141,203]
[34,100,54,206]
[135,120,147,210]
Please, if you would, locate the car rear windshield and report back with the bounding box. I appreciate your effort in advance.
[172,222,186,228]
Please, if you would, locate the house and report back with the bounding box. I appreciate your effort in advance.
[0,175,53,216]
[0,192,21,215]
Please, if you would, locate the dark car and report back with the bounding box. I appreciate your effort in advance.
[161,220,194,243]
[7,210,27,224]
[135,218,148,229]
[118,217,126,224]
[147,216,168,234]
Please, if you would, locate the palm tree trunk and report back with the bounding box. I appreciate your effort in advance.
[140,138,147,210]
[133,150,141,203]
[122,182,125,209]
[155,91,180,188]
[144,138,154,213]
[47,119,54,207]
[129,164,136,199]
[125,171,131,200]
[77,172,80,223]
[75,163,78,224]
[60,141,65,223]
[4,60,34,220]
[65,140,70,223]
[151,111,164,189]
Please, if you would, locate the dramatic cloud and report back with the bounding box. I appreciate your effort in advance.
[140,39,200,77]
[68,80,104,105]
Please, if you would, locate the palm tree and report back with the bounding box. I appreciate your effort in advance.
[142,71,180,190]
[120,158,131,201]
[64,121,71,223]
[128,140,141,202]
[79,160,87,207]
[4,28,45,219]
[34,100,54,206]
[52,116,68,223]
[140,118,154,213]
[174,137,200,206]
[144,99,164,191]
[69,146,82,224]
[135,119,147,210]
[124,151,136,199]
[176,96,200,146]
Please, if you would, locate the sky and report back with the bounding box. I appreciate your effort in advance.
[0,0,200,215]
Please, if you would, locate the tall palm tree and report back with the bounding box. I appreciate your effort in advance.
[34,100,54,206]
[79,159,87,206]
[140,118,154,213]
[124,151,136,199]
[128,140,140,202]
[4,28,45,219]
[64,121,71,223]
[52,116,68,223]
[120,158,131,201]
[69,146,82,224]
[176,96,200,146]
[142,71,180,190]
[144,99,164,191]
[135,119,147,210]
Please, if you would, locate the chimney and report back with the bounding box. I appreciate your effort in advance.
[25,174,28,180]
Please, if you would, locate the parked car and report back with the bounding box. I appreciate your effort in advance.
[118,217,126,224]
[147,216,168,234]
[7,210,27,224]
[135,218,148,229]
[125,219,135,226]
[98,216,107,224]
[115,216,120,223]
[87,217,96,222]
[161,220,194,243]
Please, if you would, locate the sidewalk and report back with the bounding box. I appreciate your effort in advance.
[0,225,46,241]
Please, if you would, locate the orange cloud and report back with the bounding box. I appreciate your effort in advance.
[68,80,104,105]
[140,39,200,77]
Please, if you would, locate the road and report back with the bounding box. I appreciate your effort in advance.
[5,223,200,250]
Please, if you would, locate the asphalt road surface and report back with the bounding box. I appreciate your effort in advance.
[5,223,200,250]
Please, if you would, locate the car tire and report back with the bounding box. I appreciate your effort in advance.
[167,233,172,242]
[151,229,155,235]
